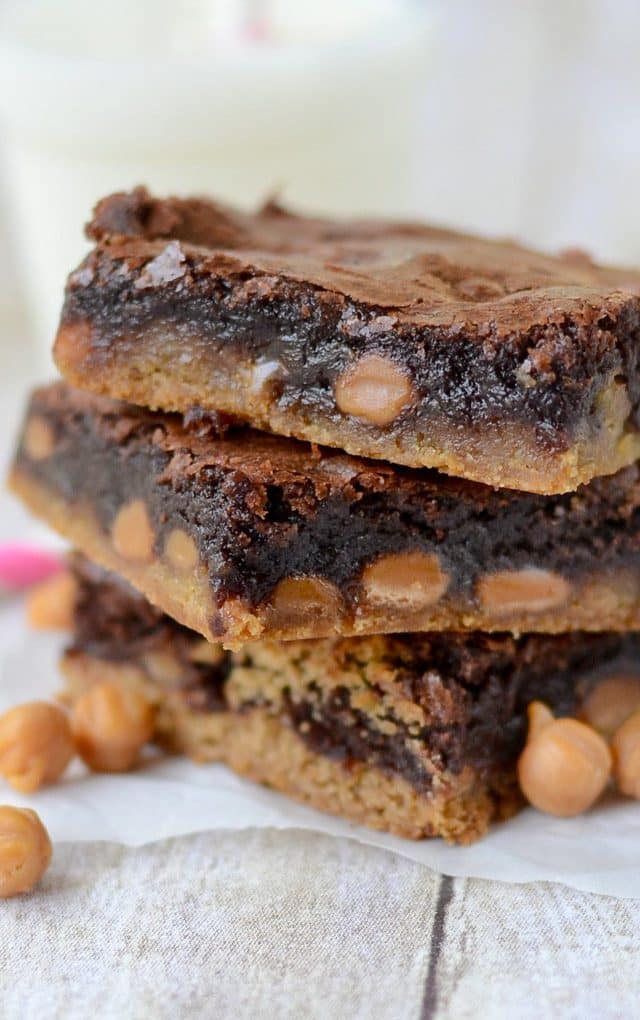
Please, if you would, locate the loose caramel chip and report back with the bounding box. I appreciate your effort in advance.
[581,676,640,739]
[477,568,571,616]
[0,806,52,898]
[268,576,343,628]
[334,354,414,427]
[361,551,449,610]
[0,702,74,792]
[612,710,640,798]
[26,570,77,632]
[111,500,155,562]
[527,700,554,738]
[164,528,199,571]
[71,682,155,773]
[518,704,612,817]
[23,416,55,460]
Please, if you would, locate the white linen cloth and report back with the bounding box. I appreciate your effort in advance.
[1,829,640,1020]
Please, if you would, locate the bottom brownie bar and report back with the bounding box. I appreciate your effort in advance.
[59,556,640,843]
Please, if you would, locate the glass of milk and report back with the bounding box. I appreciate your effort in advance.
[0,0,432,362]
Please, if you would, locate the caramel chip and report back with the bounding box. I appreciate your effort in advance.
[0,807,52,898]
[164,528,199,571]
[71,682,155,773]
[334,355,413,426]
[23,417,55,461]
[361,551,449,609]
[477,568,570,615]
[268,576,343,628]
[26,570,77,632]
[581,676,640,739]
[612,710,640,799]
[112,500,155,562]
[518,702,611,817]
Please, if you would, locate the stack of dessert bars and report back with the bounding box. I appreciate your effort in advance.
[10,188,640,843]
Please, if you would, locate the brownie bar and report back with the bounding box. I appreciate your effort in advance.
[60,555,640,843]
[53,187,640,494]
[11,383,640,646]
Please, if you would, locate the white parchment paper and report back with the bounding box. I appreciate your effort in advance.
[2,601,639,899]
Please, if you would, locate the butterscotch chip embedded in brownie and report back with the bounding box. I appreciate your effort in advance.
[10,382,640,647]
[58,555,640,843]
[53,187,640,494]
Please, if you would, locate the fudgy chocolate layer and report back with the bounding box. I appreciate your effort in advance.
[67,555,640,795]
[54,188,640,492]
[14,383,640,618]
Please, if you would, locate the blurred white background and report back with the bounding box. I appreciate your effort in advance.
[1,0,640,359]
[421,0,640,263]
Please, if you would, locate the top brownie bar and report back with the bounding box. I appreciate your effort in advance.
[54,187,640,494]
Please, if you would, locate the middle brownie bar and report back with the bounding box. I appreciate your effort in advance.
[10,382,640,647]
